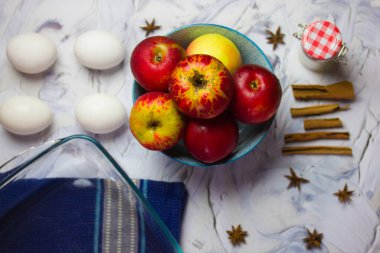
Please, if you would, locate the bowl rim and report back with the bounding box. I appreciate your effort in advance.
[132,23,274,167]
[0,134,183,252]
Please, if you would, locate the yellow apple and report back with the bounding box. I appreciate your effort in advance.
[186,33,242,74]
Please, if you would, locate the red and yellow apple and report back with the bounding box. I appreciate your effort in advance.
[169,54,233,119]
[231,64,282,124]
[129,92,185,151]
[130,36,185,92]
[184,112,239,163]
[186,33,242,74]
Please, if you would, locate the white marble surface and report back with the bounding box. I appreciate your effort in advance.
[1,0,380,252]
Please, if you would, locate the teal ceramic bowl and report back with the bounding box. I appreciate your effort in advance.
[132,24,274,167]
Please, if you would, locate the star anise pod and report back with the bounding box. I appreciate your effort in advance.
[334,183,354,203]
[141,19,161,37]
[284,167,309,191]
[303,228,323,250]
[266,26,285,50]
[226,225,248,246]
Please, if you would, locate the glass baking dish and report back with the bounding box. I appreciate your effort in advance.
[0,134,183,253]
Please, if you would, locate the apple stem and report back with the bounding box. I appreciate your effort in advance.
[155,54,162,63]
[249,80,259,90]
[148,120,161,130]
[191,71,206,89]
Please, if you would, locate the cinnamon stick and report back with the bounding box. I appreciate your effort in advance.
[304,118,343,130]
[282,146,352,155]
[292,81,354,100]
[284,131,349,143]
[290,104,349,118]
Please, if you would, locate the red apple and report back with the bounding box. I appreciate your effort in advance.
[169,54,233,119]
[129,92,185,151]
[231,64,282,124]
[184,112,238,163]
[130,36,185,92]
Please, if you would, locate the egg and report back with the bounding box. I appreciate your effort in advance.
[75,93,127,134]
[74,30,126,70]
[0,96,53,135]
[6,33,57,74]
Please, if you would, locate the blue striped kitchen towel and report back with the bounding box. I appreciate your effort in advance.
[0,177,187,253]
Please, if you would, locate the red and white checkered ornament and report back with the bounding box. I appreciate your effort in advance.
[301,20,343,61]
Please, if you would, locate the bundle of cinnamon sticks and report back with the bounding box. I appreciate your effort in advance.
[282,81,354,156]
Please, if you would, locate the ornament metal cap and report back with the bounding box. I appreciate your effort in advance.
[293,20,348,63]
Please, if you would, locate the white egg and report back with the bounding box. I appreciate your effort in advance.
[75,93,127,134]
[74,30,126,70]
[0,96,53,135]
[6,33,57,74]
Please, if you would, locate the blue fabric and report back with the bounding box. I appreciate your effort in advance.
[139,180,187,253]
[142,180,186,241]
[0,178,103,253]
[0,177,187,253]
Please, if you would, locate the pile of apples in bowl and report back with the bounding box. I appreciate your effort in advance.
[130,24,282,167]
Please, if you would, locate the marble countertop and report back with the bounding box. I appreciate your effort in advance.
[1,0,380,252]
